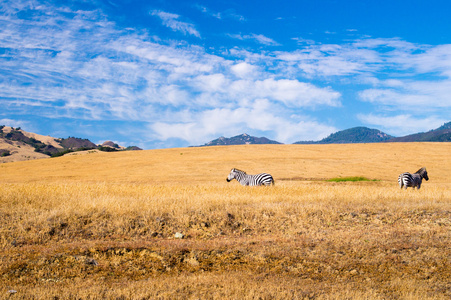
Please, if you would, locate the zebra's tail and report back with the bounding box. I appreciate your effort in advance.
[271,178,275,186]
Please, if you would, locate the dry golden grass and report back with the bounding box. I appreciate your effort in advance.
[1,143,450,299]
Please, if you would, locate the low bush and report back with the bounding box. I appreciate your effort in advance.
[327,176,377,182]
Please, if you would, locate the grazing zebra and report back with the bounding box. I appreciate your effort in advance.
[398,167,429,190]
[226,168,275,186]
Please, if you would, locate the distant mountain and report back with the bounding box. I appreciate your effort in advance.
[201,133,282,146]
[294,127,394,144]
[0,125,142,163]
[58,137,97,149]
[387,122,451,142]
[100,141,143,151]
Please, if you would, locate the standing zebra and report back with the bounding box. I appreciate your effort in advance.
[226,168,275,186]
[398,167,429,189]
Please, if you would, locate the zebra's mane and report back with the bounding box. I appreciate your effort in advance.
[415,167,427,175]
[233,168,247,174]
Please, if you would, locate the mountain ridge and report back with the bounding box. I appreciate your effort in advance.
[294,127,394,144]
[200,122,451,146]
[385,122,451,143]
[200,133,282,146]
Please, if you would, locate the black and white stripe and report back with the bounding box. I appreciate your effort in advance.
[398,167,429,190]
[226,168,275,186]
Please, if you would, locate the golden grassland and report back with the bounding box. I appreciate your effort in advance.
[1,143,450,299]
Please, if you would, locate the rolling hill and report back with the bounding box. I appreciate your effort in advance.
[0,126,141,163]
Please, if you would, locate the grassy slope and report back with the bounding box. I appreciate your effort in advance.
[0,126,63,163]
[1,142,450,183]
[1,143,450,299]
[0,139,49,163]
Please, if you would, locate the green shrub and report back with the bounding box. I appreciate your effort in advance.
[327,176,378,182]
[1,150,11,157]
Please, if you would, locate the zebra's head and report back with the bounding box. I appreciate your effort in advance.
[227,168,244,182]
[416,167,429,181]
[226,168,237,182]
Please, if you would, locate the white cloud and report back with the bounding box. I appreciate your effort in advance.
[0,119,31,129]
[231,62,259,78]
[228,33,280,46]
[195,5,245,21]
[359,80,451,111]
[357,114,447,136]
[252,79,341,107]
[186,76,342,108]
[291,37,316,45]
[151,10,201,38]
[2,1,451,148]
[151,100,337,144]
[274,44,379,77]
[192,73,228,93]
[410,44,451,77]
[195,5,222,19]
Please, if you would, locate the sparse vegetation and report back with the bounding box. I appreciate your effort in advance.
[50,147,98,158]
[1,127,142,162]
[98,145,119,152]
[1,128,60,156]
[327,176,377,182]
[0,143,450,299]
[0,150,11,157]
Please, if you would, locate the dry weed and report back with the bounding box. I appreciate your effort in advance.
[1,143,450,299]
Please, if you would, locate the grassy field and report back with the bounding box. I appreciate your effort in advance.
[1,143,450,299]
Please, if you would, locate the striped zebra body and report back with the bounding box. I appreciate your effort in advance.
[398,167,429,190]
[227,168,274,186]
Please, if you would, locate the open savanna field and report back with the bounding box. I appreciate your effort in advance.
[1,143,450,299]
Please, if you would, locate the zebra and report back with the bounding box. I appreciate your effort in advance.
[226,168,275,186]
[398,167,429,190]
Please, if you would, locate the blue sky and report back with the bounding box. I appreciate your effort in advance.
[1,0,451,149]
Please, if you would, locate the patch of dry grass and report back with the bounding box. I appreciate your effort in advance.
[1,143,450,299]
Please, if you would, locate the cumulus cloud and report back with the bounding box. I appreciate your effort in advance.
[231,62,259,78]
[151,100,337,145]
